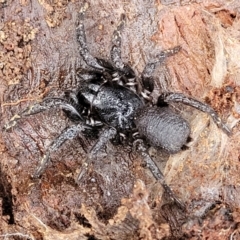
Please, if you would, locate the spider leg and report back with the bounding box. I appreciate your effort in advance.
[134,139,185,209]
[33,123,90,178]
[110,13,125,71]
[77,69,102,81]
[158,92,231,135]
[110,14,137,88]
[64,91,79,107]
[4,98,82,130]
[76,2,105,71]
[141,46,181,100]
[141,46,181,85]
[77,126,117,182]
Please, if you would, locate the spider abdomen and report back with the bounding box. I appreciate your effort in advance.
[135,106,190,153]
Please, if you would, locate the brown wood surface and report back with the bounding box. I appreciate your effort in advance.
[0,0,240,239]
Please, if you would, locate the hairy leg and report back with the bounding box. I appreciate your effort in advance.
[76,69,103,81]
[4,98,82,130]
[141,46,181,101]
[141,46,181,82]
[76,2,105,71]
[158,92,231,135]
[34,123,90,178]
[134,139,185,209]
[110,14,137,90]
[77,126,117,182]
[110,13,125,71]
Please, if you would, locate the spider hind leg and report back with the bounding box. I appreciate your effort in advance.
[158,92,232,135]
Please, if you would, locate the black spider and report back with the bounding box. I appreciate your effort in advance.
[4,2,231,208]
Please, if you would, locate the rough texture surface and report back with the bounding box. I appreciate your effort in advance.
[135,106,190,153]
[0,0,240,239]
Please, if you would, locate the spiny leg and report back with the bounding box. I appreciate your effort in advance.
[76,2,105,71]
[64,88,104,127]
[141,46,181,101]
[111,14,126,72]
[158,92,231,135]
[4,98,82,130]
[77,127,117,182]
[110,14,136,87]
[64,91,79,107]
[142,46,181,81]
[77,68,103,81]
[34,123,90,178]
[134,139,185,209]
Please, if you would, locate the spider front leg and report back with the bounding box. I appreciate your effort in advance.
[110,14,137,89]
[110,14,135,76]
[77,126,117,182]
[76,2,105,71]
[110,13,125,71]
[140,46,181,101]
[4,98,82,130]
[34,123,90,178]
[158,92,231,135]
[134,139,185,209]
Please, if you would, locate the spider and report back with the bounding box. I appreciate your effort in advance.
[4,2,231,208]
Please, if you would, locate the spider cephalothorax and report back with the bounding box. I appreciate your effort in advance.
[4,2,231,208]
